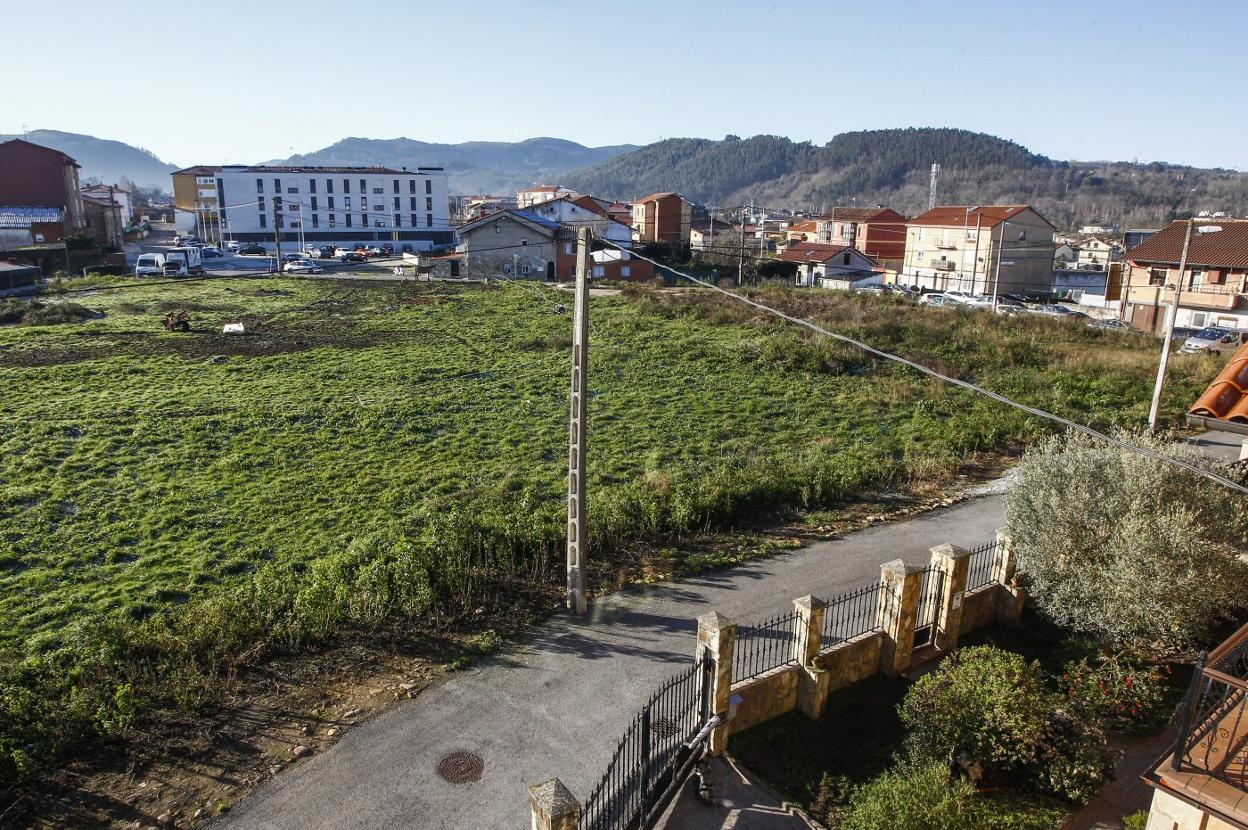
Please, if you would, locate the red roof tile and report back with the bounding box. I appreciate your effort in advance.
[816,207,901,223]
[777,242,853,264]
[634,192,686,204]
[908,205,1038,229]
[1190,342,1248,422]
[1127,219,1248,269]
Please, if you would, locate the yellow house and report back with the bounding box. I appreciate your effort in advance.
[901,205,1056,295]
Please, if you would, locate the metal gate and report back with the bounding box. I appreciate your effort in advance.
[580,654,713,830]
[913,565,944,649]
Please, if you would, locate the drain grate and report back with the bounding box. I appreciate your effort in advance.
[650,717,680,738]
[437,751,484,784]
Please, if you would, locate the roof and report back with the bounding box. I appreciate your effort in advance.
[777,242,854,264]
[634,192,688,204]
[908,205,1043,229]
[0,138,79,168]
[0,206,62,228]
[816,207,900,223]
[172,164,431,176]
[1126,219,1248,269]
[1190,342,1248,422]
[82,184,131,195]
[82,193,121,208]
[788,220,818,234]
[456,208,562,237]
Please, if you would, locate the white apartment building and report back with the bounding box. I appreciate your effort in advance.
[171,165,452,249]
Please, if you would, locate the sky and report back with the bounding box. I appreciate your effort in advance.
[4,0,1246,169]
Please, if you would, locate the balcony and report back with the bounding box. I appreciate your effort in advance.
[1149,623,1248,828]
[931,258,955,271]
[1124,284,1245,311]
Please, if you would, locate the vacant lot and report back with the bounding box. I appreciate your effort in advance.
[0,278,1215,646]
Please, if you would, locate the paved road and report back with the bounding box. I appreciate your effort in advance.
[218,496,1004,830]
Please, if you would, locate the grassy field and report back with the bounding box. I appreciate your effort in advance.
[0,277,1216,647]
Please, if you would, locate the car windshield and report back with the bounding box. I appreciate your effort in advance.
[1193,327,1230,340]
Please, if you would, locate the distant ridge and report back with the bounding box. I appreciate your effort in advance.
[0,129,177,190]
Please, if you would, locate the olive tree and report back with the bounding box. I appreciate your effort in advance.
[1007,430,1248,651]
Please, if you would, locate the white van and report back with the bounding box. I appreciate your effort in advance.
[135,252,165,276]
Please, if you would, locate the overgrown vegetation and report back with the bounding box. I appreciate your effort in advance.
[0,277,1216,786]
[1007,430,1248,651]
[0,298,99,327]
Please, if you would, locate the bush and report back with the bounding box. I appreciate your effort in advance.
[1062,654,1172,735]
[841,761,978,830]
[1007,430,1248,651]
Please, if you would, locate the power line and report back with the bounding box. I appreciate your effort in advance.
[599,237,1248,497]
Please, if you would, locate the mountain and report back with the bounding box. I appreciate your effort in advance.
[561,129,1248,230]
[0,129,177,191]
[267,137,638,196]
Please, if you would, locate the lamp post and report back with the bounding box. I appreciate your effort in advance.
[1147,220,1222,430]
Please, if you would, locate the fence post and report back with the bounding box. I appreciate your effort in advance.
[697,611,736,756]
[794,595,831,719]
[529,778,579,830]
[876,559,924,677]
[992,528,1026,626]
[929,544,971,651]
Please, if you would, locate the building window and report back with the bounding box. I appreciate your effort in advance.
[564,243,574,255]
[329,214,336,227]
[309,179,317,194]
[843,252,851,265]
[1149,268,1167,286]
[425,180,432,195]
[310,197,318,211]
[287,186,298,194]
[344,196,351,208]
[411,213,418,227]
[311,214,319,228]
[522,263,530,275]
[426,214,432,227]
[345,214,352,228]
[426,197,433,211]
[259,213,267,228]
[373,187,383,195]
[410,197,417,210]
[394,213,401,227]
[274,178,281,191]
[327,196,334,209]
[362,213,368,226]
[326,179,333,194]
[343,179,350,193]
[256,178,264,193]
[1191,312,1208,327]
[373,203,383,212]
[360,179,366,193]
[409,180,416,194]
[593,266,605,278]
[258,196,265,211]
[393,197,400,210]
[393,179,399,194]
[621,265,631,277]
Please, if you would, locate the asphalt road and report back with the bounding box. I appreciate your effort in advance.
[132,231,425,279]
[217,495,1005,830]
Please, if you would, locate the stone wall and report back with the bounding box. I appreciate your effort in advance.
[959,584,999,633]
[727,666,799,736]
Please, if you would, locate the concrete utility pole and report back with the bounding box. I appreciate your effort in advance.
[1147,219,1195,430]
[566,226,590,614]
[991,220,1007,313]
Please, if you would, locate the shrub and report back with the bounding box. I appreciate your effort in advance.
[841,761,977,830]
[1062,654,1172,734]
[1007,430,1248,651]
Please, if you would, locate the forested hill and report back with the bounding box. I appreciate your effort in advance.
[0,129,177,190]
[561,128,1248,230]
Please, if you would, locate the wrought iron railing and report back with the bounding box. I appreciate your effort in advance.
[1170,624,1248,794]
[733,609,801,683]
[913,564,945,649]
[820,581,883,648]
[966,538,1001,592]
[580,656,709,830]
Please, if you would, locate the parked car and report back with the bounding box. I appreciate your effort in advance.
[1031,303,1085,318]
[309,246,336,259]
[280,252,303,264]
[200,246,223,257]
[226,240,242,253]
[134,252,165,276]
[1180,327,1248,355]
[380,244,394,256]
[284,259,324,274]
[992,298,1028,315]
[240,244,268,256]
[339,251,366,263]
[363,246,384,258]
[1088,318,1133,332]
[919,293,962,307]
[1169,326,1200,342]
[941,290,979,304]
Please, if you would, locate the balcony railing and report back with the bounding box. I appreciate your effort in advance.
[1125,284,1245,311]
[931,259,955,271]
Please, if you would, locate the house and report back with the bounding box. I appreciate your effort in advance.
[0,138,87,246]
[1076,236,1121,270]
[901,205,1056,295]
[171,164,453,249]
[689,221,725,251]
[82,183,134,225]
[522,195,633,249]
[1119,218,1248,332]
[786,220,818,244]
[631,192,692,246]
[1141,622,1248,830]
[81,192,124,249]
[815,207,908,263]
[516,185,577,209]
[589,248,654,281]
[455,209,576,279]
[1054,243,1079,268]
[458,194,517,220]
[779,242,879,289]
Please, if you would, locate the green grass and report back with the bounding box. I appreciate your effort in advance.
[0,279,1215,646]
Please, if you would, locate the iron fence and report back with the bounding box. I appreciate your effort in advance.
[733,609,801,683]
[819,581,883,648]
[581,656,710,830]
[966,538,1001,592]
[913,565,944,649]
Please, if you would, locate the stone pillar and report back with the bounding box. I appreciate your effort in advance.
[697,611,736,756]
[929,544,971,651]
[876,560,924,677]
[793,595,831,719]
[992,528,1026,626]
[529,778,579,830]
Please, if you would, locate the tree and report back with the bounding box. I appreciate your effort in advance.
[1006,431,1248,651]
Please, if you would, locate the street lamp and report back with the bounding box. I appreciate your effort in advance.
[1146,220,1224,430]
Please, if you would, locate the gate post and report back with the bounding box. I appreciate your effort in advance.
[876,560,923,677]
[992,528,1026,626]
[529,778,579,830]
[697,611,736,756]
[794,595,831,719]
[929,544,971,652]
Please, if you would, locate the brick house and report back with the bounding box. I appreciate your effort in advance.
[815,207,907,263]
[631,192,692,246]
[1120,219,1248,332]
[0,138,86,245]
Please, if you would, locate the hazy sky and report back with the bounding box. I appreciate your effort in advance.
[5,0,1245,169]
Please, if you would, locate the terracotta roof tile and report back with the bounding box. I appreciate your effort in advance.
[909,205,1041,229]
[1127,219,1248,269]
[816,207,899,223]
[634,192,686,204]
[777,242,852,264]
[1190,343,1248,422]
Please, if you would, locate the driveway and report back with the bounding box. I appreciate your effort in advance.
[218,496,1004,830]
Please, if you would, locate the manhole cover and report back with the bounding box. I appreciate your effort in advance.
[437,751,484,783]
[651,718,680,737]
